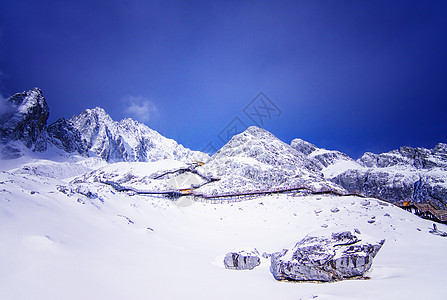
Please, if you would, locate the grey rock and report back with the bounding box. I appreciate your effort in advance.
[0,88,49,148]
[224,251,261,270]
[332,167,447,209]
[271,231,385,282]
[290,138,317,156]
[358,145,447,169]
[429,223,447,237]
[289,136,447,209]
[262,252,271,259]
[361,200,370,206]
[35,118,88,155]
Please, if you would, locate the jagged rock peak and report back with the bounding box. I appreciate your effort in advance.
[70,106,208,163]
[0,87,49,148]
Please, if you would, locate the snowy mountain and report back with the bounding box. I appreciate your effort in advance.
[0,88,208,163]
[290,139,447,209]
[1,88,447,299]
[0,88,49,157]
[69,107,208,163]
[196,126,344,195]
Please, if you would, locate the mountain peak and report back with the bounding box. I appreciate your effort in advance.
[0,88,49,148]
[241,126,275,138]
[70,105,208,163]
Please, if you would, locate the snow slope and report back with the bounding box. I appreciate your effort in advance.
[1,158,447,300]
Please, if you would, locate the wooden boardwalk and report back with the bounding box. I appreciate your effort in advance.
[102,180,367,202]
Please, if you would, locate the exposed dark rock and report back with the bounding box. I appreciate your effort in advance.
[224,251,261,270]
[429,223,447,237]
[270,231,384,282]
[290,138,317,156]
[35,118,88,155]
[0,88,49,148]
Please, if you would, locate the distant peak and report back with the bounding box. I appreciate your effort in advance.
[86,107,108,115]
[241,126,274,138]
[29,87,42,93]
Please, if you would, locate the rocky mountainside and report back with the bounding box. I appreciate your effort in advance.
[0,88,208,163]
[0,88,49,150]
[196,126,343,195]
[291,139,447,209]
[69,107,208,163]
[1,88,446,207]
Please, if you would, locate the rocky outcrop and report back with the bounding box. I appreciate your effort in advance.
[0,88,49,148]
[35,118,88,155]
[224,251,261,270]
[289,137,447,209]
[330,144,447,209]
[290,138,317,156]
[358,144,447,170]
[270,231,384,282]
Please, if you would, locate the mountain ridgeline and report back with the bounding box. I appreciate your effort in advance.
[0,88,208,162]
[1,88,446,208]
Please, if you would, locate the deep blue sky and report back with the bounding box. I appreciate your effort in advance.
[1,0,446,158]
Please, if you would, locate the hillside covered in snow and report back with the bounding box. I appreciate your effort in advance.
[1,88,447,299]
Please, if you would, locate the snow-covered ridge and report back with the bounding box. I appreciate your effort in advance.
[290,138,447,209]
[0,88,208,163]
[70,106,208,163]
[196,126,343,195]
[1,88,447,208]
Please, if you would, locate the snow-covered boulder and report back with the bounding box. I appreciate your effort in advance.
[271,231,384,282]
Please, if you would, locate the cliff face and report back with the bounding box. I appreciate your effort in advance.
[0,88,49,148]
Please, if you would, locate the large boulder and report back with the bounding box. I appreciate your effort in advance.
[224,251,261,270]
[271,231,384,282]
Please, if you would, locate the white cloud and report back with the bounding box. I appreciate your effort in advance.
[0,73,12,116]
[122,95,158,123]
